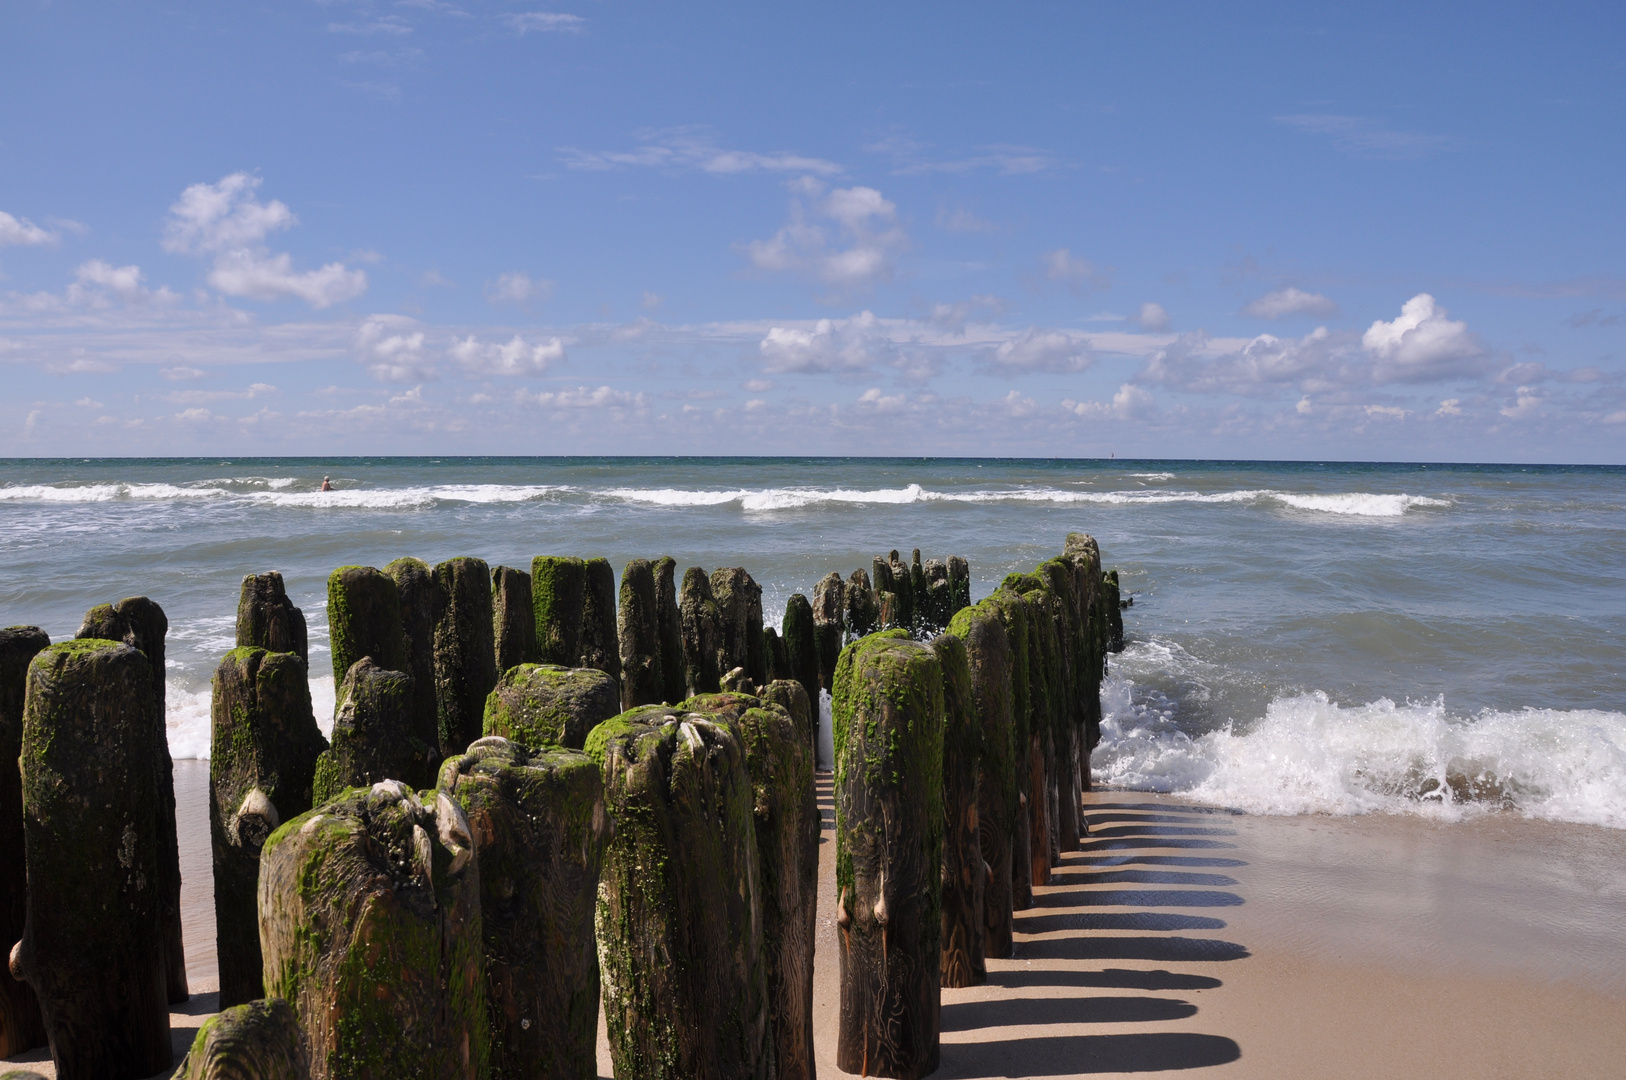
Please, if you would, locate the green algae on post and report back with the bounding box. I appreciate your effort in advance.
[311,659,424,803]
[491,564,537,676]
[482,662,619,752]
[235,572,308,664]
[384,557,447,777]
[433,556,499,756]
[530,556,586,666]
[617,558,665,709]
[651,556,687,705]
[710,566,766,688]
[0,626,48,1059]
[325,566,410,700]
[811,571,845,691]
[781,592,821,720]
[931,632,986,988]
[171,996,309,1080]
[678,565,721,696]
[578,557,621,683]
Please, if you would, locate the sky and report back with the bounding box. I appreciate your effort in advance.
[1,1,1623,461]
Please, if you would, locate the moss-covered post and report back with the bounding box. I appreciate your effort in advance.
[383,557,445,789]
[172,997,309,1080]
[0,627,47,1058]
[587,704,773,1080]
[679,566,721,696]
[14,641,171,1079]
[235,572,308,663]
[922,559,950,634]
[711,567,765,688]
[258,782,487,1080]
[433,557,499,756]
[811,572,845,692]
[948,556,971,618]
[1066,532,1110,798]
[1038,558,1082,852]
[210,648,327,1009]
[326,566,410,695]
[782,594,820,721]
[930,634,985,988]
[984,589,1033,910]
[832,633,944,1080]
[685,690,818,1080]
[483,663,620,752]
[578,557,621,684]
[762,626,790,686]
[618,558,665,708]
[440,737,609,1080]
[880,551,913,633]
[844,570,878,640]
[311,659,424,803]
[530,556,586,666]
[492,564,537,676]
[1104,569,1124,654]
[948,602,1016,958]
[75,597,188,1004]
[653,556,687,705]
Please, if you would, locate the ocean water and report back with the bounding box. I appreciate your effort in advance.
[1,457,1622,829]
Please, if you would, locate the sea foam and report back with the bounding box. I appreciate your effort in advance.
[167,673,337,759]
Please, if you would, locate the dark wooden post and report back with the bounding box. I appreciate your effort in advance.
[832,632,943,1080]
[844,569,878,639]
[172,997,309,1080]
[652,556,687,704]
[0,627,48,1058]
[762,626,790,684]
[326,566,410,691]
[947,556,971,617]
[985,589,1033,910]
[260,782,487,1079]
[311,659,422,803]
[811,572,845,692]
[710,567,765,688]
[14,641,170,1080]
[76,597,188,1004]
[931,634,985,987]
[579,557,621,683]
[210,647,327,1008]
[618,558,665,708]
[949,600,1016,958]
[782,593,820,719]
[383,557,446,786]
[484,663,620,751]
[679,566,721,696]
[433,556,498,755]
[531,556,586,665]
[1038,558,1082,851]
[440,737,610,1080]
[235,572,308,662]
[492,564,537,675]
[587,704,773,1080]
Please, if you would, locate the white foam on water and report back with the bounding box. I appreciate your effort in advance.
[166,673,338,759]
[818,689,834,771]
[0,482,569,510]
[0,482,231,502]
[1094,656,1626,829]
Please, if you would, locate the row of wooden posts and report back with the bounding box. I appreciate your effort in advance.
[0,533,1124,1080]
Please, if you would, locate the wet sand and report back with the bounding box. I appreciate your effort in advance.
[9,762,1626,1078]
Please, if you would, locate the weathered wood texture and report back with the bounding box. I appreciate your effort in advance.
[930,634,985,988]
[492,564,537,676]
[832,632,944,1080]
[311,659,422,803]
[235,573,308,663]
[762,627,790,685]
[209,648,327,1008]
[14,641,171,1080]
[383,557,446,786]
[811,572,845,691]
[982,590,1033,910]
[844,570,878,640]
[652,556,687,705]
[948,602,1016,959]
[687,688,819,1080]
[326,566,410,692]
[1104,569,1125,653]
[586,704,773,1080]
[434,556,499,755]
[678,567,721,697]
[782,593,821,720]
[617,558,664,708]
[530,556,586,666]
[171,996,310,1080]
[579,557,621,683]
[482,663,620,751]
[710,567,765,688]
[440,737,609,1080]
[0,627,47,1058]
[75,597,188,1004]
[259,782,486,1080]
[1037,559,1082,851]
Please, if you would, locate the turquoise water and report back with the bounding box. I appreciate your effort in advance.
[2,457,1622,826]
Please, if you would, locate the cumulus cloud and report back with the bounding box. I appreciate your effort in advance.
[1243,287,1339,319]
[759,311,887,373]
[1437,398,1462,416]
[0,211,57,247]
[928,295,1003,333]
[1063,383,1155,421]
[451,334,564,376]
[1136,328,1350,396]
[1362,293,1486,382]
[355,315,434,382]
[500,12,585,34]
[164,174,367,308]
[517,385,645,410]
[856,387,907,412]
[1039,248,1111,293]
[1500,386,1543,419]
[65,260,178,306]
[743,180,906,291]
[980,328,1093,375]
[1134,302,1171,332]
[562,128,841,176]
[485,271,553,307]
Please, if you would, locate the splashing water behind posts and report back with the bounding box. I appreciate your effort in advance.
[0,455,1622,829]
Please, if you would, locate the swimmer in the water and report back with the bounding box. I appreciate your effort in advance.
[321,475,332,491]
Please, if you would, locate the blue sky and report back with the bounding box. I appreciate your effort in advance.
[2,1,1623,460]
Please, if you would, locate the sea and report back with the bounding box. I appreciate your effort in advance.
[1,457,1622,830]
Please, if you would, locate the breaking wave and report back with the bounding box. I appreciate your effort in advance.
[167,674,336,760]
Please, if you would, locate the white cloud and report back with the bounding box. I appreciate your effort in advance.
[759,311,886,373]
[928,295,1003,333]
[1134,302,1171,332]
[327,18,413,35]
[0,211,57,247]
[743,181,906,290]
[742,379,774,393]
[1362,293,1485,382]
[356,315,434,382]
[981,328,1092,375]
[451,334,564,376]
[1437,398,1462,416]
[935,206,996,234]
[517,385,644,410]
[162,366,208,381]
[485,271,553,306]
[1243,287,1339,319]
[1063,384,1155,421]
[1136,328,1348,395]
[207,250,368,308]
[1500,386,1543,419]
[857,387,906,412]
[561,129,841,176]
[502,12,585,34]
[64,260,178,306]
[1364,404,1410,420]
[1040,248,1110,292]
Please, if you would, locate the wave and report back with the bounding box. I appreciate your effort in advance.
[1093,649,1626,829]
[167,674,337,760]
[0,482,570,510]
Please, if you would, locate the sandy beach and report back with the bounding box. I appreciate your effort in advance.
[8,760,1626,1079]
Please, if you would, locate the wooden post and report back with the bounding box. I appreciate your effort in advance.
[984,590,1033,910]
[947,556,971,617]
[1038,558,1082,851]
[172,997,309,1080]
[434,557,498,756]
[832,632,943,1080]
[76,597,188,1004]
[210,648,327,1008]
[326,566,410,691]
[383,557,446,787]
[579,557,621,683]
[311,659,423,803]
[587,704,773,1080]
[762,626,790,685]
[492,564,537,676]
[235,572,308,663]
[811,572,845,692]
[652,556,687,705]
[0,627,48,1058]
[679,566,721,696]
[484,663,620,751]
[844,570,878,639]
[710,567,765,688]
[782,593,821,720]
[948,601,1016,958]
[531,556,586,666]
[259,782,487,1080]
[14,641,170,1080]
[931,634,985,988]
[440,737,610,1080]
[618,558,665,708]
